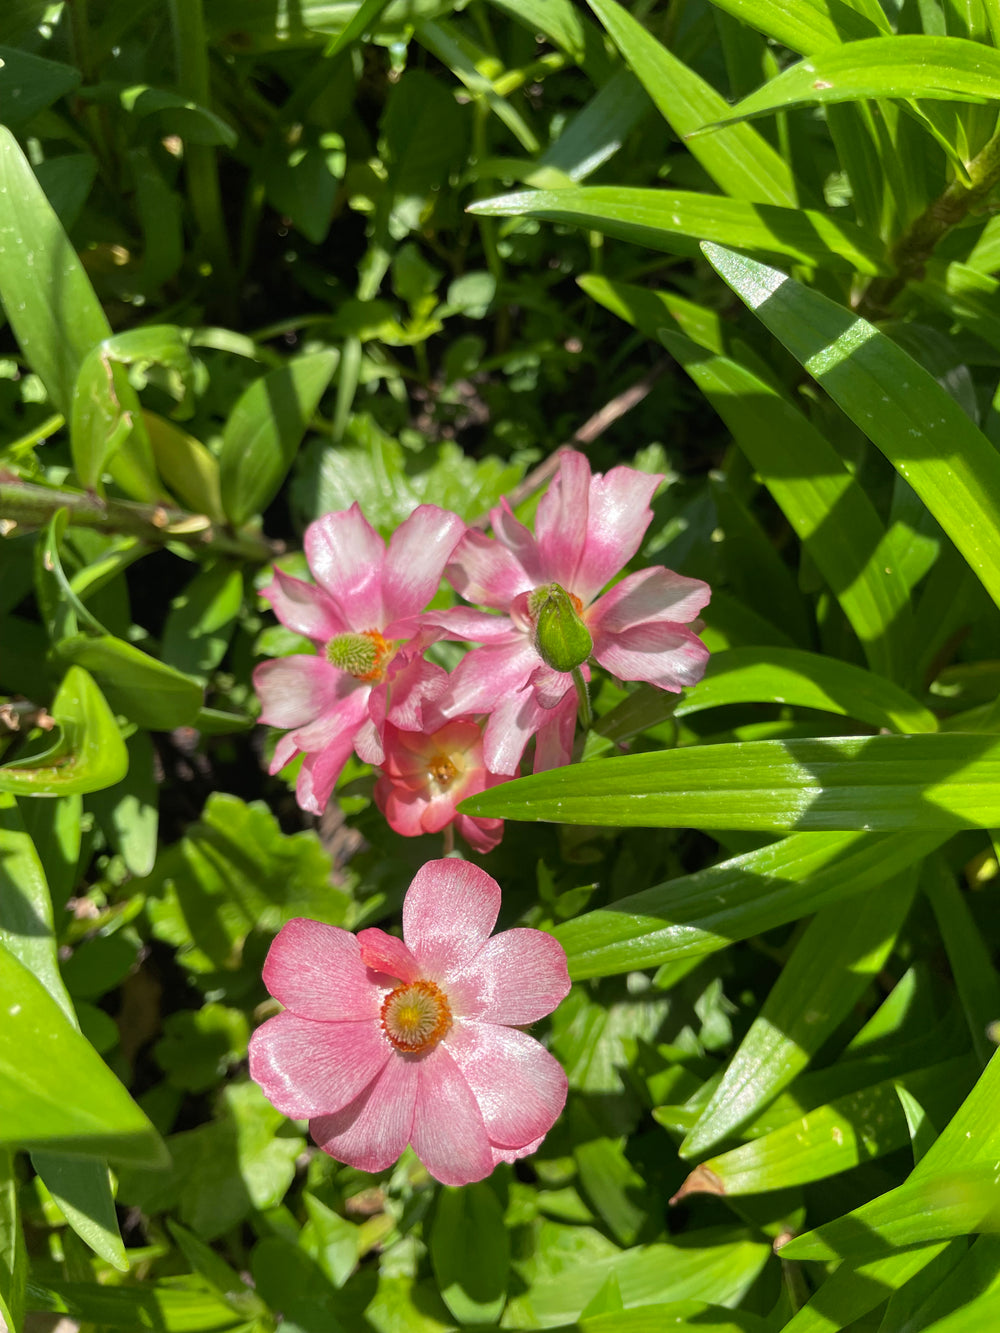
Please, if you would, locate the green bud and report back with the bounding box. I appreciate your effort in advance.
[529,583,593,673]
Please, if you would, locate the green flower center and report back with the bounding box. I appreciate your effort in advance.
[326,630,391,681]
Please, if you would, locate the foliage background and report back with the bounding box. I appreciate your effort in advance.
[2,0,1000,1329]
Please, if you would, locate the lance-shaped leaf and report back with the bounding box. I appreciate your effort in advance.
[462,733,1000,832]
[704,36,1000,132]
[550,828,943,980]
[680,870,918,1156]
[702,244,1000,615]
[698,0,886,53]
[468,188,889,275]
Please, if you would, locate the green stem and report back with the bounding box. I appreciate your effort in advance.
[0,481,278,563]
[572,667,593,733]
[862,125,1000,315]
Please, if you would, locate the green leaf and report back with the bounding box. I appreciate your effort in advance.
[586,0,797,206]
[0,939,166,1163]
[680,870,917,1156]
[463,733,1000,833]
[144,411,225,521]
[0,44,80,125]
[379,66,470,235]
[469,187,889,275]
[0,1148,25,1333]
[923,856,1000,1066]
[675,648,936,734]
[88,730,159,878]
[579,272,725,353]
[702,244,1000,616]
[31,1154,128,1272]
[697,0,887,53]
[161,562,244,681]
[659,331,914,682]
[430,1183,509,1324]
[774,1244,952,1333]
[550,829,942,980]
[84,82,237,147]
[53,634,203,730]
[710,36,1000,131]
[0,667,128,797]
[219,350,338,525]
[537,68,652,183]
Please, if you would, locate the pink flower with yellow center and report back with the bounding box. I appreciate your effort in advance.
[435,450,712,774]
[253,502,466,815]
[375,715,508,853]
[248,860,571,1185]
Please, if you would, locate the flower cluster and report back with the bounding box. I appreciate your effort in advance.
[249,861,572,1184]
[254,450,711,850]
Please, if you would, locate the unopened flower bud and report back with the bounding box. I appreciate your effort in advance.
[529,583,593,673]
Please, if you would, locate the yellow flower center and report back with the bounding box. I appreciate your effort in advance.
[380,979,452,1053]
[428,753,458,789]
[326,629,391,682]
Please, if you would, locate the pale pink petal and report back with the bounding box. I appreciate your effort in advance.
[358,928,422,983]
[438,640,538,720]
[586,566,711,635]
[248,1012,390,1119]
[527,662,576,710]
[490,498,545,585]
[455,813,504,854]
[593,621,710,691]
[420,606,515,644]
[310,1053,418,1174]
[533,693,578,773]
[492,1134,545,1166]
[353,714,384,766]
[402,860,500,976]
[411,1043,494,1185]
[304,505,386,629]
[253,655,338,730]
[445,928,570,1025]
[381,506,467,624]
[376,780,428,838]
[270,731,299,773]
[284,686,371,813]
[480,686,554,775]
[262,568,346,643]
[444,1021,568,1149]
[419,793,459,835]
[381,657,450,734]
[572,465,663,603]
[446,530,534,610]
[263,918,381,1020]
[534,449,592,590]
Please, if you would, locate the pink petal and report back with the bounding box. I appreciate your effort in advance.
[446,530,534,610]
[444,1021,568,1149]
[292,688,371,813]
[526,662,576,710]
[533,692,578,773]
[420,606,515,644]
[586,566,712,634]
[481,688,549,775]
[411,1043,494,1185]
[402,859,501,977]
[262,568,346,643]
[253,655,338,730]
[492,1134,546,1166]
[455,813,504,854]
[304,505,386,629]
[380,657,450,734]
[489,498,545,585]
[358,928,422,983]
[592,621,710,691]
[263,918,381,1020]
[445,928,570,1025]
[438,640,538,720]
[376,781,428,839]
[353,714,384,767]
[248,1012,390,1119]
[310,1052,419,1174]
[381,506,467,624]
[534,449,592,591]
[572,464,663,603]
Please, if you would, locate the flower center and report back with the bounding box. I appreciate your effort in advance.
[428,753,458,789]
[380,979,452,1053]
[326,629,391,682]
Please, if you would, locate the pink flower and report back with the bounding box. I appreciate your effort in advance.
[374,714,508,853]
[437,450,711,772]
[253,503,466,815]
[249,861,571,1185]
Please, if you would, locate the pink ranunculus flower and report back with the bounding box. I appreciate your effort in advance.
[253,502,466,815]
[437,449,712,773]
[248,861,571,1186]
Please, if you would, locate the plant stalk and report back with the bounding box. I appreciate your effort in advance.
[572,667,593,733]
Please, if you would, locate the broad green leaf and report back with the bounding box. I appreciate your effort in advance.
[144,410,225,521]
[698,0,886,51]
[0,1148,25,1333]
[88,730,159,878]
[161,562,244,681]
[219,350,337,525]
[675,648,936,734]
[893,1236,1000,1333]
[680,1057,974,1196]
[586,0,798,205]
[570,1102,648,1244]
[28,1278,242,1330]
[31,1153,128,1272]
[53,634,203,730]
[538,68,652,183]
[680,870,917,1155]
[778,1245,952,1333]
[18,793,81,914]
[82,82,237,147]
[923,856,1000,1066]
[463,733,1000,832]
[0,667,128,797]
[578,1307,768,1333]
[430,1184,508,1324]
[579,273,725,353]
[550,829,943,980]
[469,187,889,275]
[659,331,914,681]
[711,36,1000,130]
[0,44,80,124]
[0,939,166,1163]
[702,245,1000,616]
[167,1220,269,1320]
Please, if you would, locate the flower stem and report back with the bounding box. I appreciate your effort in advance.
[0,479,279,562]
[572,667,592,733]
